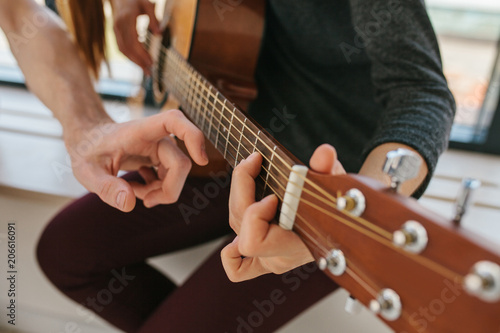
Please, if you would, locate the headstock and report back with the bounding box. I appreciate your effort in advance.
[293,149,500,333]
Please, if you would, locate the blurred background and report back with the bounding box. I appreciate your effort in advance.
[0,0,499,332]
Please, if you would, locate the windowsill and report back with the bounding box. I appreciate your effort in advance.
[0,64,141,101]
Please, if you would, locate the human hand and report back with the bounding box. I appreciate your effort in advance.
[221,144,346,282]
[110,0,161,74]
[66,110,207,212]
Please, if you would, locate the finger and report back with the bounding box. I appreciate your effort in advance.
[132,40,154,71]
[221,237,269,282]
[228,152,263,232]
[130,167,162,200]
[140,110,208,166]
[309,144,337,174]
[240,221,313,261]
[78,164,136,212]
[124,37,152,72]
[143,0,161,34]
[142,139,192,207]
[138,166,157,183]
[237,194,284,257]
[114,22,152,73]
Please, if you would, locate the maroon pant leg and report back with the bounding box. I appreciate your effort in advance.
[37,172,338,333]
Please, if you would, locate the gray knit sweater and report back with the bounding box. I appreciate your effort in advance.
[248,0,456,197]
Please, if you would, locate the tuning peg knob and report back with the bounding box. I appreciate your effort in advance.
[453,178,481,226]
[345,295,362,315]
[336,188,366,217]
[383,149,422,192]
[463,261,500,302]
[393,221,428,253]
[318,249,346,276]
[369,288,402,321]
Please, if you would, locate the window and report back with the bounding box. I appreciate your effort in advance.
[427,0,500,153]
[0,0,143,100]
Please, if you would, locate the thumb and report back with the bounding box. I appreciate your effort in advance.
[85,167,137,212]
[309,144,337,174]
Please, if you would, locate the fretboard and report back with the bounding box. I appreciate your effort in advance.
[161,47,298,201]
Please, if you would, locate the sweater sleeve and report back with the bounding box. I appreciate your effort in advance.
[349,0,456,198]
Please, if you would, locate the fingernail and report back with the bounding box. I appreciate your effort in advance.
[116,191,126,210]
[263,194,275,202]
[248,152,259,161]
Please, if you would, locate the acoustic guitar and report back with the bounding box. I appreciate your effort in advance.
[144,0,500,332]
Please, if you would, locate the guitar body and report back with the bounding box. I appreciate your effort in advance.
[147,0,265,175]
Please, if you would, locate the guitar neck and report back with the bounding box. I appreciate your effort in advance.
[162,47,299,201]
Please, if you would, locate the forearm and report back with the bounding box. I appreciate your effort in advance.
[0,0,112,139]
[359,142,428,197]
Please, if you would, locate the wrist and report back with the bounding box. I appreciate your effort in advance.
[61,104,115,150]
[359,143,428,196]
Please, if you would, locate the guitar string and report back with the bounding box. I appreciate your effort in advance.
[147,37,380,233]
[160,47,361,216]
[161,55,334,255]
[150,39,464,281]
[145,37,464,281]
[146,43,335,255]
[155,49,414,311]
[146,39,469,322]
[345,266,379,298]
[152,41,383,221]
[159,47,424,245]
[161,46,348,214]
[166,70,398,259]
[162,55,462,283]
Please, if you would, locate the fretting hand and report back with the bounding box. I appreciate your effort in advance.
[221,144,346,282]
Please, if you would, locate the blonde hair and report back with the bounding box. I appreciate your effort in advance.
[56,0,107,77]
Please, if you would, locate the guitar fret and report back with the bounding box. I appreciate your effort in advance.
[192,74,200,125]
[157,49,305,240]
[235,117,247,166]
[163,49,297,200]
[215,94,224,150]
[225,107,235,160]
[187,68,196,118]
[200,78,209,134]
[263,145,278,196]
[208,87,216,143]
[253,130,261,153]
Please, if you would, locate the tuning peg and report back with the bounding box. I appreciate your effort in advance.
[463,261,500,302]
[392,220,428,253]
[453,178,481,226]
[345,295,362,315]
[383,149,422,192]
[369,288,402,321]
